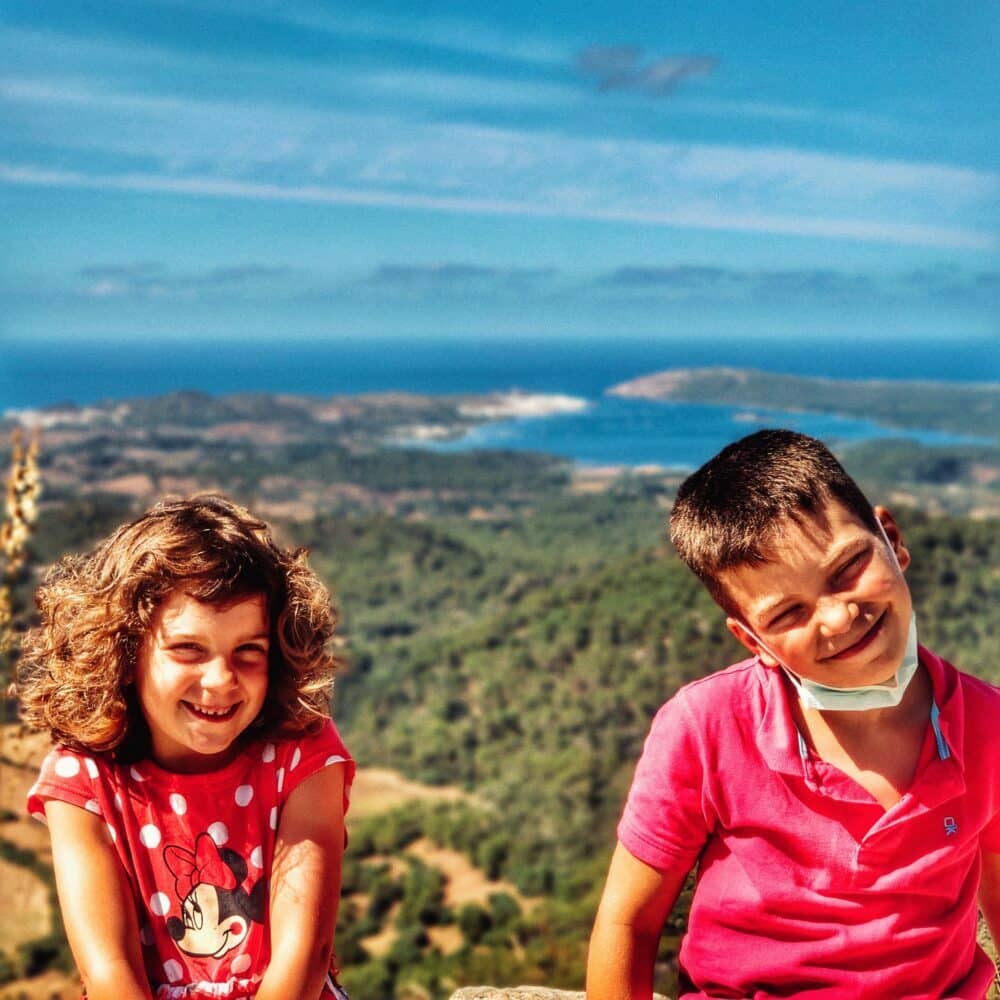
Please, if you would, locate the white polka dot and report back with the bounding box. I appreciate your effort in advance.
[234,784,254,807]
[261,743,276,763]
[85,799,101,815]
[325,754,347,766]
[114,793,123,812]
[276,767,285,793]
[83,757,99,778]
[290,748,302,770]
[149,892,171,916]
[208,821,229,846]
[250,846,263,869]
[269,806,278,830]
[163,959,184,983]
[129,766,146,782]
[139,924,155,947]
[54,756,81,778]
[231,953,252,975]
[139,824,161,848]
[169,793,187,815]
[106,824,117,843]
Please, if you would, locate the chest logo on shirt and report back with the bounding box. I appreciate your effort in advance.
[163,833,266,959]
[943,816,958,836]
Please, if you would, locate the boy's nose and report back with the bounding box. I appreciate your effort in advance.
[816,597,859,635]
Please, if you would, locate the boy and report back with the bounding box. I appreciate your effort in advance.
[587,430,1000,999]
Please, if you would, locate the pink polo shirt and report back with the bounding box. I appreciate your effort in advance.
[618,647,1000,999]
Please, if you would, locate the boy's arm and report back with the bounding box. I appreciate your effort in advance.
[587,841,689,1000]
[255,763,346,1000]
[44,800,153,1000]
[980,849,1000,953]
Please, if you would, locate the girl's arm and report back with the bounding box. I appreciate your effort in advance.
[255,763,346,1000]
[587,842,688,1000]
[45,800,153,1000]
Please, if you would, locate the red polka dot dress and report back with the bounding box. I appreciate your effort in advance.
[28,720,354,999]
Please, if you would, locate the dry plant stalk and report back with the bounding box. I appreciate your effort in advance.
[0,428,42,652]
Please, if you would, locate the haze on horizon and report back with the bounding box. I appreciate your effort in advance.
[1,0,998,346]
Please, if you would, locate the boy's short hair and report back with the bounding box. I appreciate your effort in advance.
[669,429,879,617]
[18,494,340,759]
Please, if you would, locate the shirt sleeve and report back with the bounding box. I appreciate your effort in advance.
[26,746,104,822]
[617,690,713,873]
[278,719,355,819]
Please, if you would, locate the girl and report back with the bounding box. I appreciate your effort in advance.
[18,494,354,1000]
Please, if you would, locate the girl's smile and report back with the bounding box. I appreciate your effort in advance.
[135,589,270,773]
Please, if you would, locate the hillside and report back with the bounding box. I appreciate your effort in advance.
[2,383,998,997]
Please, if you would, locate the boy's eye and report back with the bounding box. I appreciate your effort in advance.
[767,605,802,630]
[834,550,867,583]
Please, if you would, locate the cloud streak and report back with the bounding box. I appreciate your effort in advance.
[2,161,994,251]
[74,260,298,299]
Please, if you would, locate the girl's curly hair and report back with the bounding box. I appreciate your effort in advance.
[17,494,340,760]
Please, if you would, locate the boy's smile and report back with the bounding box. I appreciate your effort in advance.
[720,502,913,692]
[135,589,270,773]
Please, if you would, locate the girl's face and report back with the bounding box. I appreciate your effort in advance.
[135,588,270,773]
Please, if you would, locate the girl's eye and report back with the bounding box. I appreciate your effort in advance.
[237,644,268,658]
[169,643,203,656]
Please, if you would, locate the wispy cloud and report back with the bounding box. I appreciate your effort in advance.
[348,260,999,308]
[2,159,994,252]
[577,46,718,95]
[74,260,298,299]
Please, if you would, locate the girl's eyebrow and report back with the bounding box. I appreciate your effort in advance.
[161,630,271,642]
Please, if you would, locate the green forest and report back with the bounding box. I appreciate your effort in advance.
[1,393,997,998]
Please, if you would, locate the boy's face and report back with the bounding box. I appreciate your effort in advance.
[135,588,270,772]
[720,501,913,690]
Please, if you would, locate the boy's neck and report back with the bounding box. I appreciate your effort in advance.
[800,660,932,734]
[790,664,934,809]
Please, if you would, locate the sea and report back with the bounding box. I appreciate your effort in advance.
[3,335,996,470]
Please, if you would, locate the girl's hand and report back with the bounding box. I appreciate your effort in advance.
[255,762,347,1000]
[45,800,154,1000]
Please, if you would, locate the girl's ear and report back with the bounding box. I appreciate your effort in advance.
[726,617,780,668]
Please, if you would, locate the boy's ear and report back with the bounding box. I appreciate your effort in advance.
[725,617,779,668]
[873,505,911,572]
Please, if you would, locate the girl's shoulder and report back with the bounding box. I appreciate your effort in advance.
[253,718,355,804]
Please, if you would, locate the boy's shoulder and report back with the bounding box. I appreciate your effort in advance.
[653,655,777,743]
[671,656,770,713]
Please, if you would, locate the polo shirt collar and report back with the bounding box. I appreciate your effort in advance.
[753,645,966,779]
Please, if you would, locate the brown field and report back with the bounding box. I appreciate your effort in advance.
[350,765,473,819]
[0,858,49,944]
[0,970,80,1000]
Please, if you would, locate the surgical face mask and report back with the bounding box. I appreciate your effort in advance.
[746,518,919,712]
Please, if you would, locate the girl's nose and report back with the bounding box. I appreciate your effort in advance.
[200,655,236,689]
[816,597,859,636]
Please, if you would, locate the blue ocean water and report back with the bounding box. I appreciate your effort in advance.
[3,335,995,469]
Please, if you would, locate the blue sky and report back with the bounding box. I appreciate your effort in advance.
[2,0,998,344]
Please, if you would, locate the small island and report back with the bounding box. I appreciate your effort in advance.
[608,367,1000,441]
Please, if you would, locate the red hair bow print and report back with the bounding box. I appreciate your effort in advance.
[164,832,238,901]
